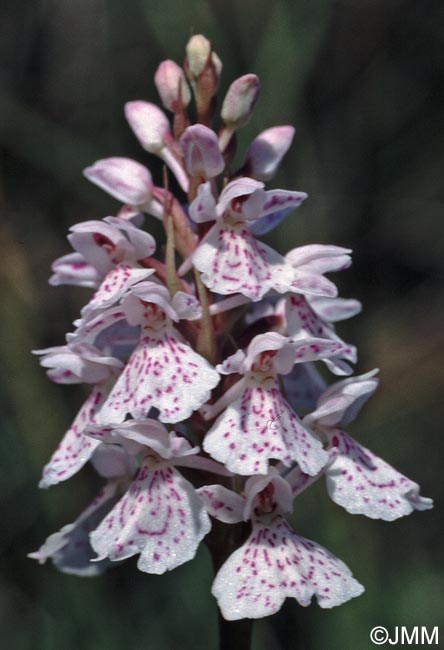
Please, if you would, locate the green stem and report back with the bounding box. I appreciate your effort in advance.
[165,206,182,297]
[194,269,216,365]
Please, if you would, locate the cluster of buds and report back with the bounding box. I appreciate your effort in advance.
[30,35,432,623]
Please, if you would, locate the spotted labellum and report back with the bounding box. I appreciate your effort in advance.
[31,33,432,645]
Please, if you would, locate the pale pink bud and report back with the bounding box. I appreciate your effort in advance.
[124,100,189,192]
[83,157,153,205]
[154,60,191,112]
[221,74,260,129]
[185,34,212,79]
[124,101,170,154]
[245,125,295,181]
[180,124,224,178]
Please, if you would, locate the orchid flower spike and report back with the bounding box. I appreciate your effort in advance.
[31,35,432,632]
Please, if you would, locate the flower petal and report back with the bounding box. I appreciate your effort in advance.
[83,157,153,205]
[124,101,170,154]
[258,189,307,220]
[35,344,122,384]
[188,181,217,223]
[193,222,294,301]
[212,518,364,619]
[308,297,362,323]
[49,252,102,289]
[286,244,352,274]
[39,385,109,487]
[290,272,338,298]
[248,206,296,237]
[90,462,211,574]
[245,125,295,182]
[286,294,357,368]
[216,178,264,218]
[180,124,225,179]
[325,431,433,521]
[83,265,154,314]
[98,329,220,424]
[304,370,379,428]
[197,485,245,523]
[104,216,156,260]
[203,376,328,476]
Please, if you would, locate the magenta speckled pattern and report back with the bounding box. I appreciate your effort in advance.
[212,517,364,619]
[204,374,328,476]
[90,459,210,574]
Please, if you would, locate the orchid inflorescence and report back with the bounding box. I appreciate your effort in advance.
[30,34,432,623]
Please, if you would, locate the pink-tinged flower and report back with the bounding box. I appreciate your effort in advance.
[199,472,364,619]
[190,178,307,301]
[154,60,191,112]
[97,282,219,424]
[67,217,156,314]
[88,421,212,574]
[202,332,354,475]
[29,482,122,576]
[34,344,124,488]
[69,216,156,276]
[34,342,123,384]
[221,74,261,130]
[180,124,224,179]
[124,101,189,192]
[83,157,153,206]
[287,372,433,520]
[49,252,102,289]
[243,125,295,181]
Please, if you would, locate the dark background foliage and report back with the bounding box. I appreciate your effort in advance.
[1,1,443,648]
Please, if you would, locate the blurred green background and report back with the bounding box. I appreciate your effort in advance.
[1,1,443,648]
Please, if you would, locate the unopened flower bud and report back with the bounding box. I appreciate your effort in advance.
[124,101,170,155]
[185,34,212,79]
[180,124,224,178]
[184,35,222,125]
[83,157,153,205]
[124,100,189,192]
[221,74,260,129]
[245,125,295,181]
[154,60,191,113]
